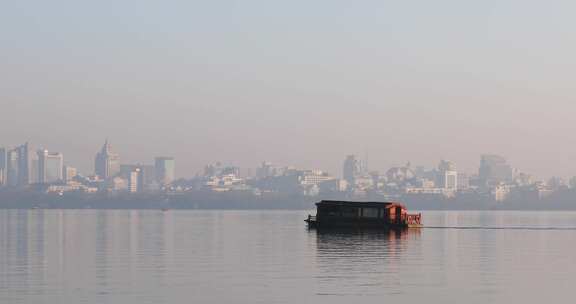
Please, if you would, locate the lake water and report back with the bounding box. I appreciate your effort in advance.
[1,209,575,304]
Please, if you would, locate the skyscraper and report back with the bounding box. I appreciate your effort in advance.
[4,143,35,186]
[37,149,64,184]
[16,143,30,185]
[437,160,458,191]
[0,148,6,186]
[155,157,175,185]
[6,149,19,186]
[343,155,362,186]
[479,154,513,185]
[94,140,120,179]
[128,168,144,193]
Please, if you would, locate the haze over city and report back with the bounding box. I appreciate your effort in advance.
[3,1,576,180]
[5,2,576,304]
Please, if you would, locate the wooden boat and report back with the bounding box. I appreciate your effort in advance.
[305,200,422,229]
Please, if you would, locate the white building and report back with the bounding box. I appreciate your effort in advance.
[37,149,64,184]
[437,160,458,191]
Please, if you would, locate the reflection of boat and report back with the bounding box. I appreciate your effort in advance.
[306,200,422,229]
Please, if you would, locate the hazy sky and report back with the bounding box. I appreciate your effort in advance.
[2,1,576,179]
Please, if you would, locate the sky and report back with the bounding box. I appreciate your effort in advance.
[2,0,576,179]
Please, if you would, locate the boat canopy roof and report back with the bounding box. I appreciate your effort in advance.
[316,200,405,209]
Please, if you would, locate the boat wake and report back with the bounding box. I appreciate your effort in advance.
[423,226,576,231]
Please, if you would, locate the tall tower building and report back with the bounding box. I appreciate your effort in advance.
[438,160,458,191]
[37,149,64,184]
[16,143,30,185]
[4,143,35,186]
[6,149,19,186]
[155,157,175,185]
[0,148,6,186]
[343,155,362,186]
[94,140,120,179]
[128,168,144,193]
[479,154,512,185]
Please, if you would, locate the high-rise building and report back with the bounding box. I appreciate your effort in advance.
[0,148,6,186]
[6,149,19,186]
[37,149,64,184]
[16,143,30,185]
[128,168,144,193]
[437,160,458,191]
[343,155,362,186]
[94,140,120,179]
[479,154,513,185]
[4,143,35,186]
[155,157,175,185]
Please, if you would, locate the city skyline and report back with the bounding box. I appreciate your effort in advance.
[1,138,573,210]
[4,1,576,181]
[3,1,576,303]
[0,138,569,182]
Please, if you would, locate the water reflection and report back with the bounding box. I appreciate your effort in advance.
[1,210,576,304]
[315,228,421,255]
[0,210,175,303]
[313,229,421,297]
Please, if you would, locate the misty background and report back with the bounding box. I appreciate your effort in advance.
[1,0,575,179]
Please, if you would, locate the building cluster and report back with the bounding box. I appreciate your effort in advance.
[0,141,175,195]
[1,140,574,204]
[173,154,576,203]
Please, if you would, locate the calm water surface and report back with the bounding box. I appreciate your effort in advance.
[1,210,575,304]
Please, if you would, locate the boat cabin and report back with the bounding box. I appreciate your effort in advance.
[306,200,422,229]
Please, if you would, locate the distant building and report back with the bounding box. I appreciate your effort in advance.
[37,149,64,184]
[6,149,19,186]
[110,176,128,191]
[94,140,120,179]
[298,170,334,186]
[256,161,279,179]
[4,143,35,186]
[0,148,6,186]
[155,157,175,185]
[30,158,39,184]
[417,178,436,189]
[492,183,511,202]
[457,173,470,190]
[318,179,347,193]
[16,143,33,185]
[63,166,78,182]
[386,163,415,183]
[343,155,362,186]
[405,187,449,195]
[128,168,144,193]
[16,143,31,185]
[547,176,565,191]
[120,164,154,187]
[204,162,240,178]
[354,175,375,191]
[479,154,513,186]
[569,176,576,189]
[437,160,458,191]
[514,172,533,187]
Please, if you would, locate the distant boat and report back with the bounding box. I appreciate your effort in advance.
[306,200,422,229]
[161,208,169,212]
